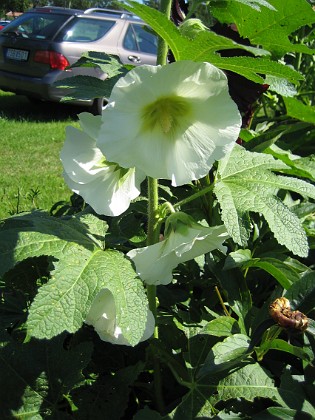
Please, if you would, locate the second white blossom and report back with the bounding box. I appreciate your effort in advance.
[127,212,229,285]
[61,112,145,216]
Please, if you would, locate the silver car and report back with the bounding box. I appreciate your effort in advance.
[0,7,157,114]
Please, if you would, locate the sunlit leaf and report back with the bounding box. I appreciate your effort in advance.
[211,0,315,58]
[284,97,315,125]
[225,252,301,288]
[214,145,315,256]
[0,211,107,277]
[197,334,251,378]
[255,338,312,363]
[124,1,302,84]
[202,316,241,337]
[0,212,149,344]
[212,362,279,403]
[27,249,149,344]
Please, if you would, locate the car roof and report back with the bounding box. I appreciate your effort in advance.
[26,6,141,22]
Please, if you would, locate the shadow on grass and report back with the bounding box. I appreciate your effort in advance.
[0,93,87,122]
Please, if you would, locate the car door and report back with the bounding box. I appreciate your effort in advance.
[117,22,157,66]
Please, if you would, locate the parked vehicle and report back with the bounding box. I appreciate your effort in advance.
[0,7,157,114]
[0,21,10,31]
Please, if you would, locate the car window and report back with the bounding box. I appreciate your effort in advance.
[61,18,116,42]
[1,13,71,40]
[123,24,157,55]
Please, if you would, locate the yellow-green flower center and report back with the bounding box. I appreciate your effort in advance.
[98,157,130,186]
[141,95,192,136]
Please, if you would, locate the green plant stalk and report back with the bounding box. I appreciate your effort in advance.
[146,0,172,412]
[146,137,164,415]
[156,0,172,65]
[146,0,172,320]
[174,183,214,209]
[146,176,159,322]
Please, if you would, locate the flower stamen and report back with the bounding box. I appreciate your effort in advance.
[141,95,192,135]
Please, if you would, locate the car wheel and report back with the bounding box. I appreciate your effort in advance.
[90,97,108,115]
[27,96,43,104]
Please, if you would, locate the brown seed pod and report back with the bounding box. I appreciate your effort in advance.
[269,297,308,332]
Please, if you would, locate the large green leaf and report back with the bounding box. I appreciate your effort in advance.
[214,145,315,257]
[224,251,302,288]
[285,270,315,313]
[27,249,149,344]
[212,363,280,403]
[124,1,302,84]
[0,332,92,418]
[197,334,251,378]
[277,370,315,416]
[0,212,149,344]
[255,338,312,363]
[211,0,315,58]
[57,75,117,101]
[0,211,107,277]
[220,0,275,11]
[263,145,315,181]
[202,316,241,337]
[284,97,315,125]
[171,361,281,417]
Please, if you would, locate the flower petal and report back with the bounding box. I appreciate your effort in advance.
[98,61,242,186]
[61,114,145,216]
[85,289,154,346]
[128,215,229,285]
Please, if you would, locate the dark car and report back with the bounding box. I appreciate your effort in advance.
[0,21,10,31]
[0,7,157,113]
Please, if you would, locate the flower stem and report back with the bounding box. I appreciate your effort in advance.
[147,176,165,412]
[147,0,172,412]
[146,177,160,325]
[157,0,172,66]
[174,184,214,209]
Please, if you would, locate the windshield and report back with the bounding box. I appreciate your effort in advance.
[1,12,72,40]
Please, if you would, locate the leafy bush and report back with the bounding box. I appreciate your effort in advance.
[0,0,314,418]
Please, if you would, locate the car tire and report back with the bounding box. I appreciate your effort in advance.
[90,97,108,115]
[27,96,43,104]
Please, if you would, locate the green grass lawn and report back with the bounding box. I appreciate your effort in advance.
[0,91,84,219]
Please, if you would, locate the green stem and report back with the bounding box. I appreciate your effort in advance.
[147,177,160,246]
[146,176,164,412]
[156,0,172,66]
[146,177,159,324]
[174,183,214,209]
[147,0,172,412]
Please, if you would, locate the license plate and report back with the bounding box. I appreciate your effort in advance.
[6,48,29,61]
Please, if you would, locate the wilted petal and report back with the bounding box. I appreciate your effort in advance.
[128,213,229,285]
[98,61,241,186]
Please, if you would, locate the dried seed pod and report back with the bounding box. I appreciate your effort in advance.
[269,297,308,332]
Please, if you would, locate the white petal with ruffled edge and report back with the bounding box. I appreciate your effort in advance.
[98,61,241,186]
[61,113,145,216]
[128,222,229,285]
[85,289,155,346]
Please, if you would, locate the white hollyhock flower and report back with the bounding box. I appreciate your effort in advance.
[127,212,229,285]
[85,288,155,345]
[60,112,145,216]
[98,61,241,186]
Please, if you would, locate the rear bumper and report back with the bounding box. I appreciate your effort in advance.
[0,69,94,106]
